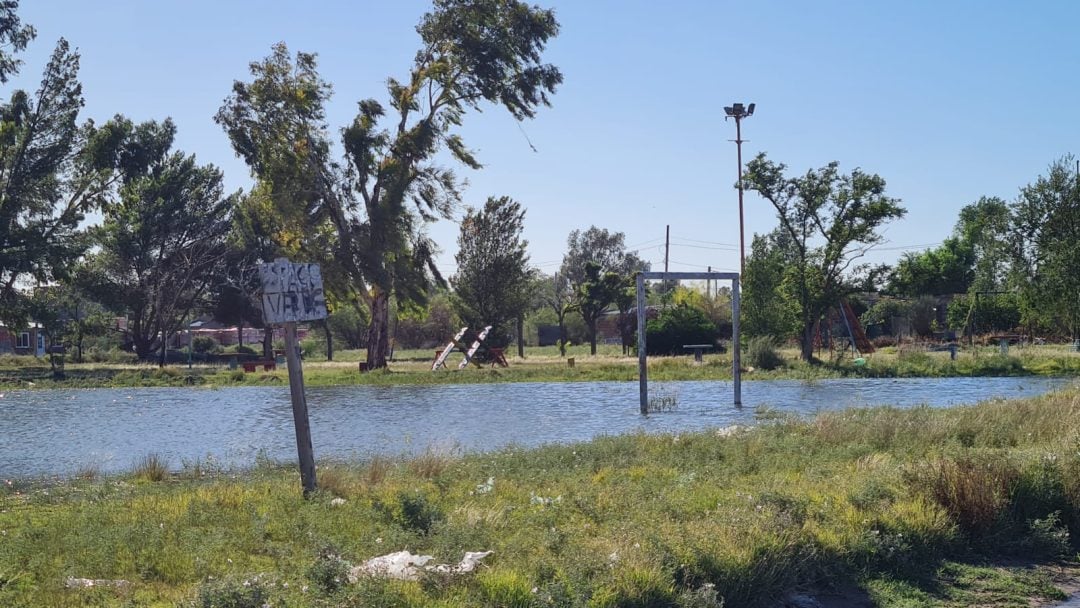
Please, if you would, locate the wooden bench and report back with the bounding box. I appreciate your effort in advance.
[242,360,277,373]
[682,344,714,363]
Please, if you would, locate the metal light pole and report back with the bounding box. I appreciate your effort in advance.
[724,102,755,276]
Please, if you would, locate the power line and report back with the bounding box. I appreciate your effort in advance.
[673,234,739,247]
[670,242,739,251]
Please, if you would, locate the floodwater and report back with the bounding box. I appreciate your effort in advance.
[0,376,1072,478]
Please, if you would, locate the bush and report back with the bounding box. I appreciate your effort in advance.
[191,335,221,354]
[189,574,273,608]
[746,336,784,371]
[645,305,718,356]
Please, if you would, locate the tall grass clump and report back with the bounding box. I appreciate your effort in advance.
[746,336,784,371]
[132,453,169,482]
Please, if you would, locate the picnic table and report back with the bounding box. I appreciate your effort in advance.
[682,344,714,363]
[242,359,277,373]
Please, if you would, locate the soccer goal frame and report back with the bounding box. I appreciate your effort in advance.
[636,271,741,413]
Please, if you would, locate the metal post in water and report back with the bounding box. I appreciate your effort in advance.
[637,273,647,415]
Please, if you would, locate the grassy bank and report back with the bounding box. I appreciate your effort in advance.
[5,343,1080,389]
[4,391,1080,606]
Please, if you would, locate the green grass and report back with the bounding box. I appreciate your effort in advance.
[4,343,1080,389]
[5,389,1080,605]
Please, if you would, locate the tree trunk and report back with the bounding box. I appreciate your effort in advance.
[365,289,391,370]
[324,321,333,361]
[516,315,524,359]
[263,327,273,359]
[801,321,815,362]
[588,319,598,355]
[237,321,244,348]
[557,312,567,357]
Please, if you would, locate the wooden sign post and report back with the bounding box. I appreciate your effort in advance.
[258,259,328,497]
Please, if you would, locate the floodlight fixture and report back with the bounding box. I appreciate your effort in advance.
[724,101,755,275]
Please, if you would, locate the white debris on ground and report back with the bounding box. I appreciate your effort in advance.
[64,577,130,589]
[474,476,494,495]
[329,497,347,506]
[715,425,745,438]
[348,550,493,582]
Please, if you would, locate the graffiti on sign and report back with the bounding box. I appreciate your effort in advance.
[258,261,328,324]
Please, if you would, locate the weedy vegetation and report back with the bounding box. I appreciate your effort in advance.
[3,391,1080,605]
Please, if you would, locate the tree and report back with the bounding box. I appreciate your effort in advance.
[573,262,633,355]
[451,196,531,348]
[339,0,562,369]
[1010,156,1080,338]
[742,230,799,339]
[886,237,974,296]
[743,154,906,361]
[538,271,573,356]
[559,226,648,291]
[956,196,1011,293]
[0,37,121,323]
[80,118,235,363]
[217,44,350,359]
[0,1,34,85]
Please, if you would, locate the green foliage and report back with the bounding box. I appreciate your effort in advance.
[326,304,369,350]
[861,298,912,336]
[452,196,532,348]
[307,548,350,595]
[743,155,906,360]
[742,231,799,339]
[191,336,221,354]
[0,36,118,323]
[190,574,274,608]
[886,237,974,296]
[746,336,784,371]
[1011,156,1080,337]
[575,263,635,355]
[0,2,35,85]
[646,304,717,355]
[79,117,234,362]
[334,0,563,368]
[946,293,1021,334]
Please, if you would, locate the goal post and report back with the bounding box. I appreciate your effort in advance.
[636,271,741,413]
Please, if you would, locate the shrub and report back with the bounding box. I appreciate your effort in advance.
[191,335,221,354]
[646,305,718,356]
[190,574,273,608]
[746,336,784,371]
[308,548,350,595]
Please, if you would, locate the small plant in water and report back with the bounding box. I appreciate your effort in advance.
[647,384,679,413]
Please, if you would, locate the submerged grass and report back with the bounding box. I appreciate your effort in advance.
[5,390,1080,605]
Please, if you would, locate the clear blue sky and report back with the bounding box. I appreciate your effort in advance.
[12,1,1080,278]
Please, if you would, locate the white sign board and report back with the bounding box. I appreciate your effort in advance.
[258,261,328,324]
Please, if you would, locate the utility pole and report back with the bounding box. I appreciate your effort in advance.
[724,102,755,276]
[664,225,670,273]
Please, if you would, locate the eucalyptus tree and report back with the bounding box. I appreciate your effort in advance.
[221,0,562,371]
[339,0,562,369]
[742,154,906,361]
